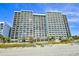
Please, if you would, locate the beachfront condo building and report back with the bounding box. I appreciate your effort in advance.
[11,10,71,39]
[0,22,11,37]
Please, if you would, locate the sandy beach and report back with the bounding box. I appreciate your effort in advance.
[0,44,79,56]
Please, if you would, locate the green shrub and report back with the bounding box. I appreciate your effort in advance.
[60,40,72,43]
[36,43,42,45]
[48,41,72,44]
[0,43,34,48]
[74,41,79,44]
[48,41,61,44]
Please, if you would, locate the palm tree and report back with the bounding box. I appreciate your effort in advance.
[0,35,5,43]
[37,38,40,42]
[18,38,22,42]
[51,36,55,41]
[59,36,62,40]
[72,35,79,40]
[48,36,55,41]
[68,36,73,41]
[29,37,34,43]
[1,37,6,43]
[48,36,52,41]
[5,37,11,43]
[18,37,27,42]
[22,37,26,42]
[34,38,37,42]
[0,34,3,42]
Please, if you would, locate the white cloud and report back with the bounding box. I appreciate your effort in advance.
[63,12,79,16]
[68,18,79,23]
[45,9,61,12]
[44,4,79,17]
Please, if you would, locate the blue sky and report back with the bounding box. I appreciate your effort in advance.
[0,3,79,36]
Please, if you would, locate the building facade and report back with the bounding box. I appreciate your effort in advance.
[33,14,46,39]
[11,11,33,39]
[11,10,71,39]
[0,22,11,37]
[46,12,71,39]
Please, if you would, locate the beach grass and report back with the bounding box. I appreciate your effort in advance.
[0,43,35,48]
[48,41,72,44]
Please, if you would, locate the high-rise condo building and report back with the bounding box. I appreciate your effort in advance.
[33,13,47,39]
[11,10,71,39]
[11,11,33,39]
[0,22,11,37]
[46,12,71,39]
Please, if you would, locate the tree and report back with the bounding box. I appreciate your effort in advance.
[37,38,40,42]
[0,35,3,40]
[5,37,11,43]
[1,37,6,43]
[0,35,11,43]
[68,36,73,41]
[0,35,4,42]
[72,35,79,40]
[29,37,34,43]
[48,36,55,41]
[18,37,28,42]
[51,36,55,41]
[48,36,52,41]
[22,38,26,42]
[18,38,22,42]
[59,36,62,40]
[45,38,48,41]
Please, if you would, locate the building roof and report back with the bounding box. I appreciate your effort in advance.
[33,13,45,16]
